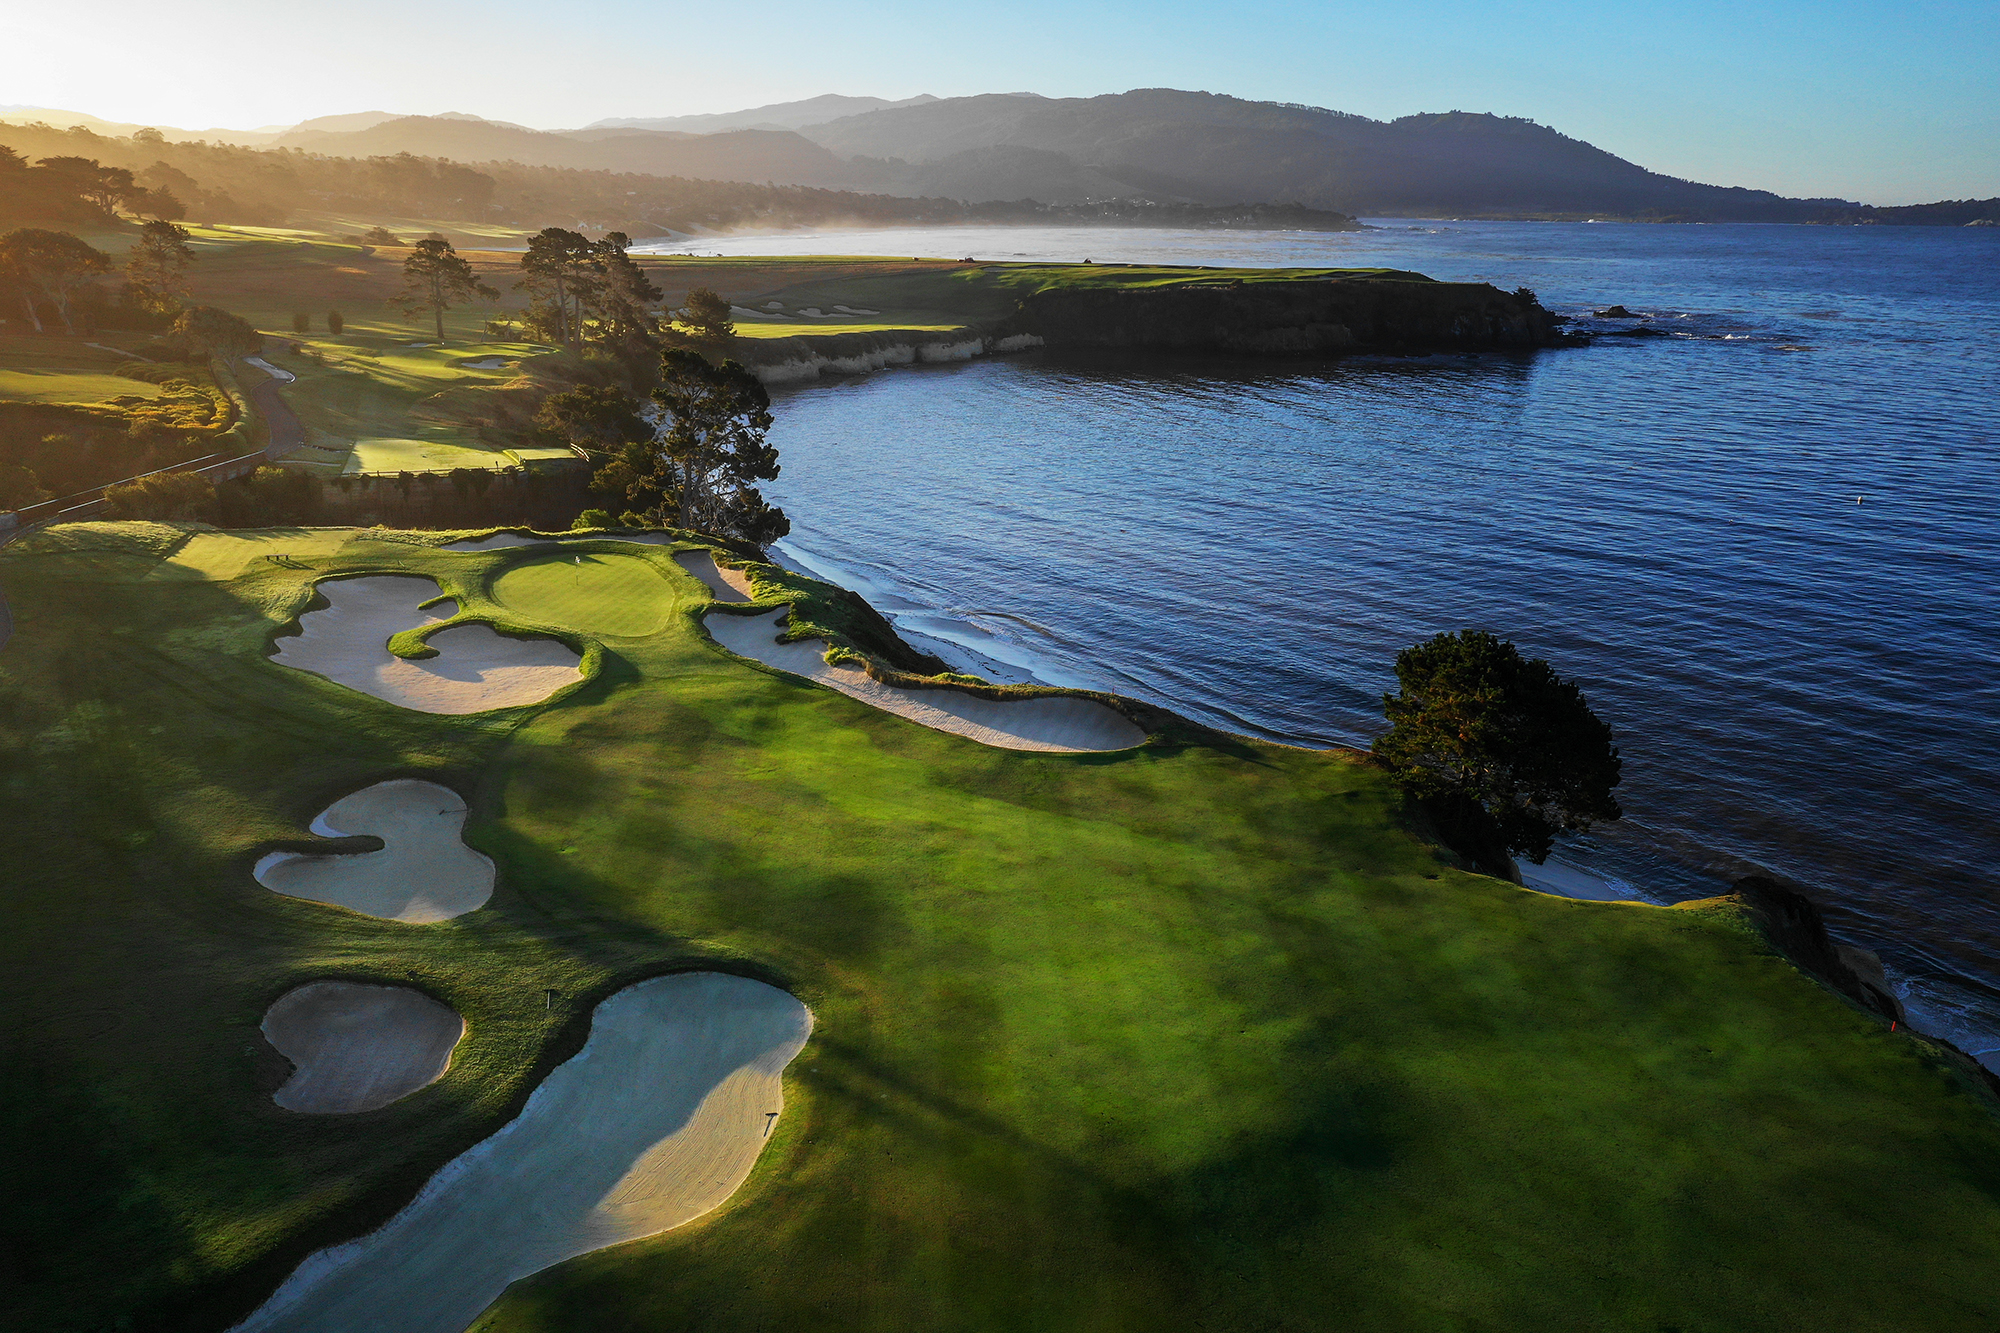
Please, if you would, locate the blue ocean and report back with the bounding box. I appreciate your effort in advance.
[674,221,2000,1063]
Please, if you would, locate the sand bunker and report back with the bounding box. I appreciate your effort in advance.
[458,357,509,370]
[235,972,811,1333]
[255,779,494,922]
[245,356,297,384]
[705,608,1146,753]
[271,575,581,714]
[263,981,465,1114]
[673,551,754,602]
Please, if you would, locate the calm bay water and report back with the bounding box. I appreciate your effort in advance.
[680,222,2000,1061]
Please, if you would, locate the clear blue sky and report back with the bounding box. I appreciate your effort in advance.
[6,0,1995,203]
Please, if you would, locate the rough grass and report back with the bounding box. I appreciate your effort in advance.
[5,522,2000,1333]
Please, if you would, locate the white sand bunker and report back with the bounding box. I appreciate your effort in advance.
[673,550,754,602]
[264,981,465,1114]
[235,973,811,1333]
[272,575,581,714]
[255,780,495,922]
[458,357,509,370]
[705,608,1147,753]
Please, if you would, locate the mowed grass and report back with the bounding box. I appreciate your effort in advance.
[248,339,554,475]
[489,551,675,638]
[5,521,2000,1333]
[0,367,161,403]
[0,334,163,406]
[725,260,1437,340]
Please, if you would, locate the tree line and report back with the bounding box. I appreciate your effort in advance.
[0,121,1363,239]
[390,225,784,546]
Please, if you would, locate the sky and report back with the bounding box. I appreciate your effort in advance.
[5,0,1996,204]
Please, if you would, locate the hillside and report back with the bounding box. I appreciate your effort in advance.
[803,89,1848,218]
[274,116,858,189]
[8,91,1993,229]
[191,89,1869,219]
[584,93,940,134]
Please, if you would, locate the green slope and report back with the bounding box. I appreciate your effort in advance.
[2,522,1998,1333]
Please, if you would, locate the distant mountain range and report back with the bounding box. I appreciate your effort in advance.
[5,91,1995,222]
[582,93,941,134]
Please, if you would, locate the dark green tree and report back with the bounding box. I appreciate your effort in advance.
[127,187,185,222]
[326,310,344,335]
[0,228,112,334]
[516,227,599,349]
[101,469,217,522]
[35,157,136,217]
[1373,630,1622,864]
[536,384,652,456]
[584,232,662,365]
[664,285,735,355]
[393,237,497,342]
[591,348,787,546]
[169,304,262,357]
[124,219,195,315]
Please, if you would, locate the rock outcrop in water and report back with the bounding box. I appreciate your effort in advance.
[1010,278,1569,356]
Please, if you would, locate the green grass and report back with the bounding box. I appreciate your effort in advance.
[0,367,161,403]
[728,261,1436,341]
[4,521,2000,1333]
[252,340,554,475]
[490,551,676,638]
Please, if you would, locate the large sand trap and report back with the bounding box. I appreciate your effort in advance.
[255,780,495,922]
[234,973,811,1333]
[444,531,678,551]
[271,575,581,713]
[705,608,1147,753]
[263,982,465,1114]
[673,550,754,602]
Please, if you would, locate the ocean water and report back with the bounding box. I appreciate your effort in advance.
[679,222,2000,1064]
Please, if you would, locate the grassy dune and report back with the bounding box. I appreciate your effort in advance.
[3,521,1999,1332]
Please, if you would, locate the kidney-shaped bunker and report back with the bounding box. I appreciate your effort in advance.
[271,575,581,714]
[263,981,466,1115]
[255,779,494,922]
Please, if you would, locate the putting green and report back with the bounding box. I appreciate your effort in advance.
[489,551,677,638]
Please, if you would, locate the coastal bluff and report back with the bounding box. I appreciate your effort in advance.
[1009,275,1567,355]
[730,269,1569,381]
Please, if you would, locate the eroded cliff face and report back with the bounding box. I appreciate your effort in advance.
[1011,278,1567,355]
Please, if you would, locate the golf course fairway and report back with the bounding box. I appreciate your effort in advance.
[3,520,2000,1333]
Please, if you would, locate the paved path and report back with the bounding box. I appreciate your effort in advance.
[245,347,305,459]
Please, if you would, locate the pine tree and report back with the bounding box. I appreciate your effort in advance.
[393,237,497,343]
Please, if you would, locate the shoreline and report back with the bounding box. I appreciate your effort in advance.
[769,527,2000,1073]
